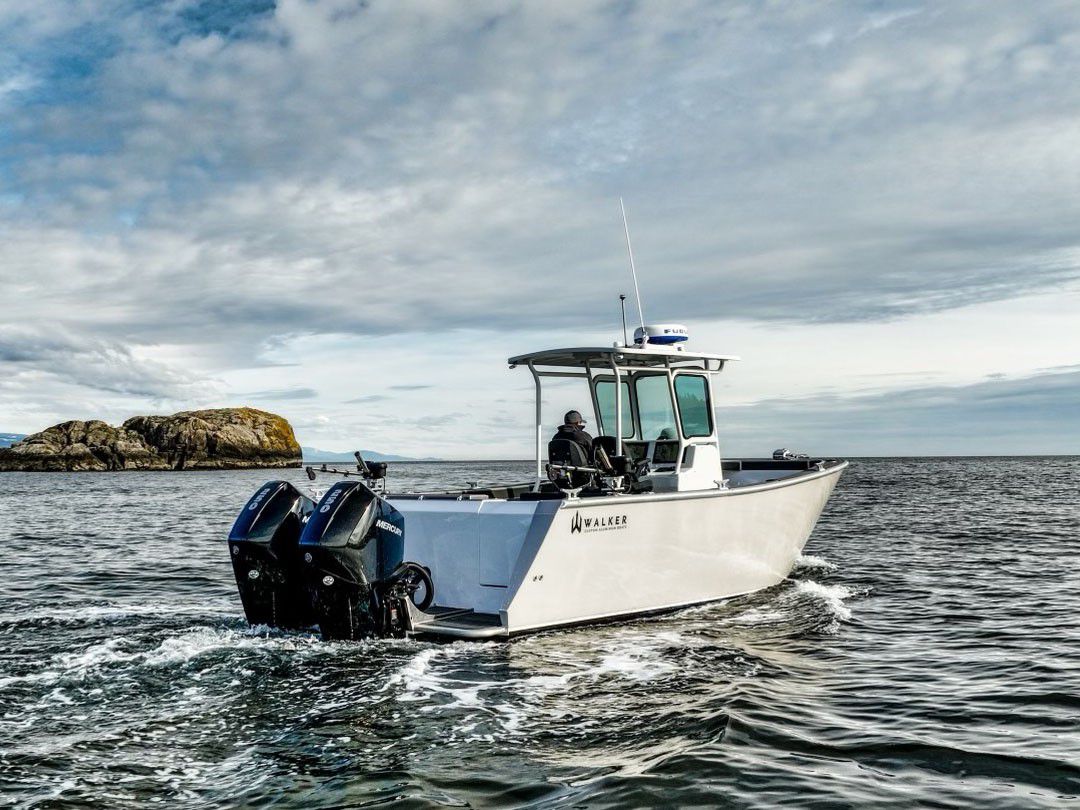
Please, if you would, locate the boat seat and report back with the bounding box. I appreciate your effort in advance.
[548,438,590,465]
[594,434,618,458]
[594,435,633,471]
[547,438,595,489]
[595,435,651,491]
[597,435,653,463]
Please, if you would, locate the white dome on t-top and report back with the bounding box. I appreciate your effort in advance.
[634,324,689,345]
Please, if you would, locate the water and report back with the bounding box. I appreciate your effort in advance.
[1,458,1078,808]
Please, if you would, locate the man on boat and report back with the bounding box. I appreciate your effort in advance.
[552,410,593,454]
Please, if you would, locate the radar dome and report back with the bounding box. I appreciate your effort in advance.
[634,324,689,346]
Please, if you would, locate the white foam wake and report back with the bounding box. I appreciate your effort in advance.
[794,553,838,572]
[793,579,854,623]
[380,629,684,745]
[0,626,324,689]
[0,601,236,628]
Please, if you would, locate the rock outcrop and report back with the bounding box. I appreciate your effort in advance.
[123,408,302,470]
[0,408,302,471]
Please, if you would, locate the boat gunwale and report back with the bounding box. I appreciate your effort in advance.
[561,458,848,507]
[385,459,849,508]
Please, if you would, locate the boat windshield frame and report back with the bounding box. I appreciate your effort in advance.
[508,346,737,489]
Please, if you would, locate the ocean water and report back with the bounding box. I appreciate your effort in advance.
[0,458,1077,808]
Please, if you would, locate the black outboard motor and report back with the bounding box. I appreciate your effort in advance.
[228,481,317,629]
[299,480,433,641]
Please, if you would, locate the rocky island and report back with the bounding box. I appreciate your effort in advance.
[0,408,302,471]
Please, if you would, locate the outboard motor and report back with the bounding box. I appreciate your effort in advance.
[299,480,433,641]
[228,481,317,629]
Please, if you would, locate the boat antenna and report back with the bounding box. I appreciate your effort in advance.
[619,197,646,334]
[618,294,629,346]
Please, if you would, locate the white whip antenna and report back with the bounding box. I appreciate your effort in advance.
[620,197,646,331]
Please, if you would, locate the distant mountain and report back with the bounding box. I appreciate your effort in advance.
[0,434,25,449]
[302,447,435,463]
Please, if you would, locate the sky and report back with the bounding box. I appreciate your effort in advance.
[1,0,1078,458]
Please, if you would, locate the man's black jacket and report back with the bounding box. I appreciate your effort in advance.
[551,424,594,454]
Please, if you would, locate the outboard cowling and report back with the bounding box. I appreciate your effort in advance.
[228,481,317,629]
[299,480,432,640]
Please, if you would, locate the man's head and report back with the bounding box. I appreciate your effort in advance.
[563,410,586,427]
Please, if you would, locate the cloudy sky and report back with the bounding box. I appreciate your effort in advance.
[2,0,1078,458]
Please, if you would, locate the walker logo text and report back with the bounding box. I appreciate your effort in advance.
[570,512,628,534]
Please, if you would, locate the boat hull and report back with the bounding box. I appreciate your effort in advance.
[503,461,845,634]
[398,461,847,638]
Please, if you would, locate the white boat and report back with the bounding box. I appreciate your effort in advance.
[227,325,848,641]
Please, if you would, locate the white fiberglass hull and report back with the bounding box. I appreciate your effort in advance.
[400,461,847,639]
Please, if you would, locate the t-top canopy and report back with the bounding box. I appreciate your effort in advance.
[508,345,739,371]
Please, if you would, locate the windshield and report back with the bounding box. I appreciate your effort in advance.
[595,380,634,438]
[674,374,712,438]
[634,374,677,440]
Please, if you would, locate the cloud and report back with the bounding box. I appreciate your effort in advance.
[5,2,1080,343]
[342,394,389,404]
[245,387,319,400]
[0,324,208,400]
[3,1,1080,451]
[411,413,467,432]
